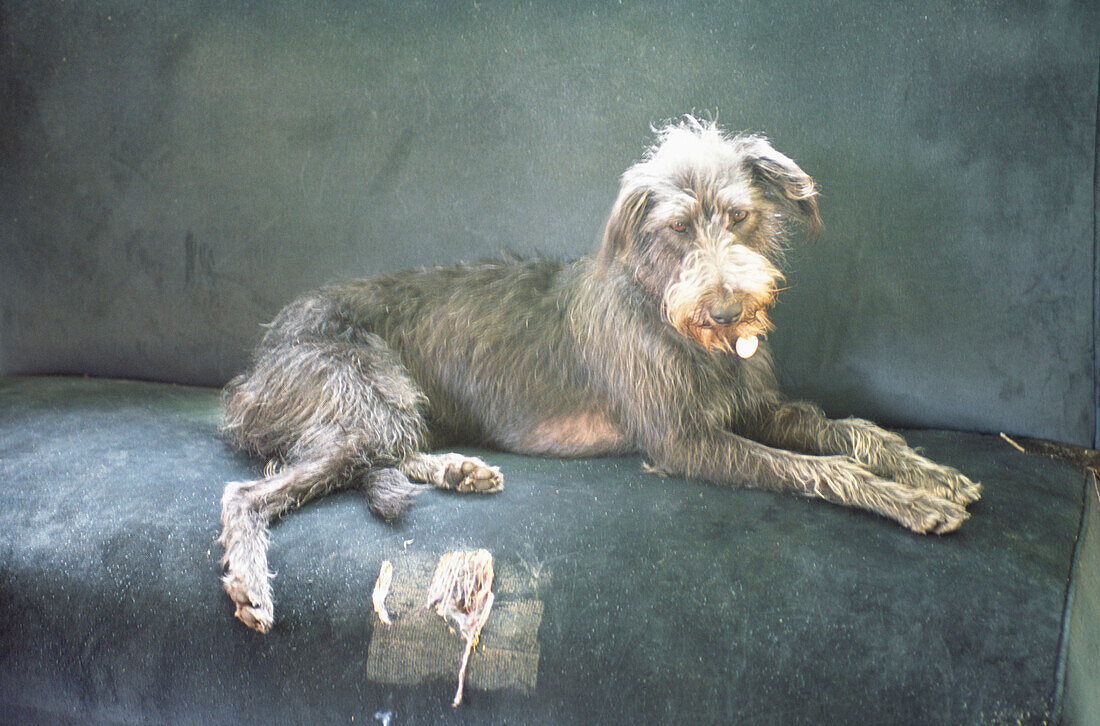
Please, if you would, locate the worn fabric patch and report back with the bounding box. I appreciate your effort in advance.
[365,553,545,694]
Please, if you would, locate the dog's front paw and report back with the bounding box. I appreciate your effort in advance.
[928,465,982,506]
[222,571,274,633]
[899,463,982,507]
[897,488,970,535]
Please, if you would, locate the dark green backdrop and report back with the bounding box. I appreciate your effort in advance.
[1,0,1097,447]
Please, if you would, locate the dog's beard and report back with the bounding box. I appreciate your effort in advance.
[661,247,780,355]
[664,298,774,354]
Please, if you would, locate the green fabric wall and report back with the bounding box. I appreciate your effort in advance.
[1,0,1097,446]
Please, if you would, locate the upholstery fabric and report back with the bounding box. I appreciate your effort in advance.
[1060,472,1099,726]
[0,0,1097,446]
[0,377,1091,724]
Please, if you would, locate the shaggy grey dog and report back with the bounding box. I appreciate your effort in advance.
[219,117,980,632]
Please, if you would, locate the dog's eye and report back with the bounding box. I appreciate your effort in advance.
[670,221,688,233]
[731,210,749,225]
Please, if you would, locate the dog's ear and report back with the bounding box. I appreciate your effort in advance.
[741,138,821,242]
[597,180,652,268]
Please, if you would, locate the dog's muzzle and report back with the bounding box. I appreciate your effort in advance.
[663,245,781,357]
[701,296,759,358]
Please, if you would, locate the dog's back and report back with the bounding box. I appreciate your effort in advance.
[243,256,643,456]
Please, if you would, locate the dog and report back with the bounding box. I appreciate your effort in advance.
[218,117,980,632]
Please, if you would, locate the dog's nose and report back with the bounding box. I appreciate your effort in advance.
[707,300,743,326]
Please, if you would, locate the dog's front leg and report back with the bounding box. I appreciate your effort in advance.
[748,401,981,506]
[649,427,969,534]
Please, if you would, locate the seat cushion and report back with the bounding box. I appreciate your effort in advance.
[0,376,1090,724]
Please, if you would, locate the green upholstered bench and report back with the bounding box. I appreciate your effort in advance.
[1,376,1095,724]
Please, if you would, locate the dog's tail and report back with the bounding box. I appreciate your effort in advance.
[361,467,420,521]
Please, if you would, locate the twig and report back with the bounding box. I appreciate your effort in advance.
[1000,432,1028,454]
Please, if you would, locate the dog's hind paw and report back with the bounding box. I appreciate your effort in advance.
[233,600,274,633]
[222,572,274,633]
[401,452,504,494]
[442,457,504,493]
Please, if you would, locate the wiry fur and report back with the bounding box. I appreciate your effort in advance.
[218,116,980,632]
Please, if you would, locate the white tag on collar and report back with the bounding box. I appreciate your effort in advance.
[735,335,759,359]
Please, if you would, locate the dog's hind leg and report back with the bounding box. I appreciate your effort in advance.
[219,322,428,631]
[220,450,357,632]
[220,451,419,632]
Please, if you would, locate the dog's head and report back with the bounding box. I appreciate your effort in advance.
[598,117,820,354]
